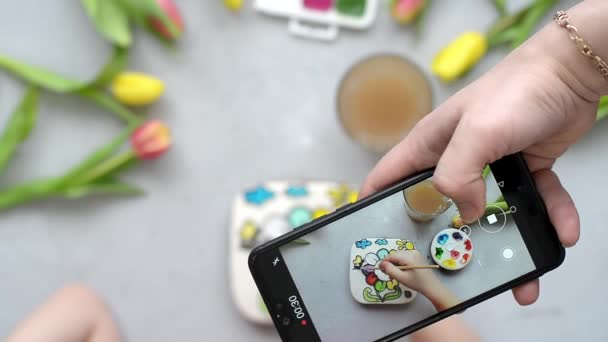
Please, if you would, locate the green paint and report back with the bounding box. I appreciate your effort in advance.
[382,287,402,301]
[362,287,381,303]
[435,247,444,259]
[374,280,386,292]
[336,0,366,17]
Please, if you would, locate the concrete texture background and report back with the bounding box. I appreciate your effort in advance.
[0,0,605,341]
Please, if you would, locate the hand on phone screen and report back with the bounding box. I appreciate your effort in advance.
[381,251,460,312]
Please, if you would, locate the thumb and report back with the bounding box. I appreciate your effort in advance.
[433,119,499,222]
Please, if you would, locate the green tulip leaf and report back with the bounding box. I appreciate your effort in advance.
[597,96,608,120]
[0,86,39,175]
[77,87,140,124]
[482,165,491,178]
[0,56,81,92]
[492,0,507,16]
[0,178,64,211]
[81,0,132,47]
[61,125,136,185]
[511,0,557,48]
[0,47,127,93]
[59,179,143,198]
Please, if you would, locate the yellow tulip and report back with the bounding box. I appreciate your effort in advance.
[111,72,165,106]
[224,0,244,11]
[432,32,488,83]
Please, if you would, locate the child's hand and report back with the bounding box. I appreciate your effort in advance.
[381,251,460,311]
[380,250,440,294]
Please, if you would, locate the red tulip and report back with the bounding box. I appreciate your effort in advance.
[391,0,426,24]
[149,0,184,40]
[131,120,172,160]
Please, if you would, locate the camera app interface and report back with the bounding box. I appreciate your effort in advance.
[280,175,535,341]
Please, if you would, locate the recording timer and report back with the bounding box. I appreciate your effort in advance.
[288,295,307,325]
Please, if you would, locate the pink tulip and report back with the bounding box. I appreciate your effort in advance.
[391,0,426,24]
[149,0,184,40]
[131,120,172,160]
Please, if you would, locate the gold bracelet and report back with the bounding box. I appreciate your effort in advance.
[554,10,608,81]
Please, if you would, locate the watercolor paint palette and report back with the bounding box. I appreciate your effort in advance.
[430,228,474,271]
[230,181,358,324]
[254,0,379,41]
[349,238,417,304]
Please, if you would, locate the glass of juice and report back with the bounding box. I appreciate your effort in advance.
[403,180,452,222]
[336,54,433,153]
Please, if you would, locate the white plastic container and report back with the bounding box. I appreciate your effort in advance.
[254,0,379,41]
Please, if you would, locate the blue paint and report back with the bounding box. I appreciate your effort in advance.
[355,239,372,249]
[286,185,308,197]
[288,207,312,228]
[375,238,388,246]
[245,186,274,205]
[437,234,449,245]
[377,248,389,260]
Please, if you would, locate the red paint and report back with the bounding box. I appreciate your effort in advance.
[366,272,378,286]
[464,240,472,251]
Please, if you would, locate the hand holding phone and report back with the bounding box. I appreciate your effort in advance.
[249,154,564,341]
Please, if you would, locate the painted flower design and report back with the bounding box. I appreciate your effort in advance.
[397,240,415,251]
[356,248,402,302]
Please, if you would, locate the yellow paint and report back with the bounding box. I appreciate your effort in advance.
[312,208,331,219]
[352,255,363,267]
[387,279,399,290]
[239,221,258,241]
[442,259,457,269]
[329,184,358,207]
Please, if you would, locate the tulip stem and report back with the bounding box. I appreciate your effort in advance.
[77,88,142,125]
[71,151,137,186]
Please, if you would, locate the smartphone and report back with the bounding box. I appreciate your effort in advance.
[249,154,565,342]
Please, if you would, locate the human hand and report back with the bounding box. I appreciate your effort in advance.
[380,250,439,294]
[361,0,608,306]
[381,250,459,311]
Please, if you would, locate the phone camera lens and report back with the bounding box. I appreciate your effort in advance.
[281,316,292,326]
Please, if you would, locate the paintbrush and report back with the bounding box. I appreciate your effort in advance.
[373,265,440,271]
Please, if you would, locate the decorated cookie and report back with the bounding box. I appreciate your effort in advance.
[430,228,473,270]
[230,181,358,324]
[349,238,417,304]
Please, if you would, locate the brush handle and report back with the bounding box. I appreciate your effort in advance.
[373,265,439,270]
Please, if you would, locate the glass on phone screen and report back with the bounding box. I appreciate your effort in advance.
[279,175,534,341]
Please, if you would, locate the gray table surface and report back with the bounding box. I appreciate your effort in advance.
[0,0,606,341]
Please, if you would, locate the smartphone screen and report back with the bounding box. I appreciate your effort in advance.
[278,174,535,341]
